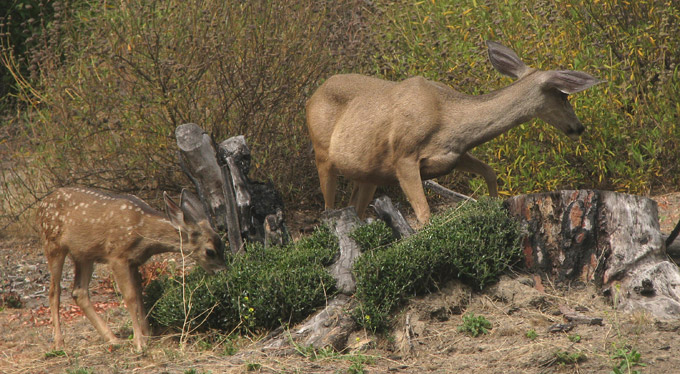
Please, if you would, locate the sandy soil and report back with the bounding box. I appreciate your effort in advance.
[1,193,678,374]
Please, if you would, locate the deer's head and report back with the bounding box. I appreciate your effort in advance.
[164,190,227,274]
[487,41,604,140]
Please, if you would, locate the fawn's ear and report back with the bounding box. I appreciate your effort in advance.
[163,191,185,227]
[179,189,209,224]
[487,41,530,79]
[543,70,605,94]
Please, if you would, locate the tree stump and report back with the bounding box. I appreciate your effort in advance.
[176,124,288,250]
[505,190,680,320]
[175,123,228,232]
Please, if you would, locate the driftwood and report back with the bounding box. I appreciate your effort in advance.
[372,196,415,239]
[505,190,680,321]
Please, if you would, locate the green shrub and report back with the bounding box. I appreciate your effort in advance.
[457,313,492,337]
[144,225,337,333]
[353,199,522,331]
[349,219,396,252]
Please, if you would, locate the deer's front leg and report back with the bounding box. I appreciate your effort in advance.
[110,261,149,351]
[395,159,430,224]
[72,260,119,345]
[454,153,498,197]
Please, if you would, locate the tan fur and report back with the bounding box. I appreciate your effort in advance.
[37,187,226,351]
[306,41,602,224]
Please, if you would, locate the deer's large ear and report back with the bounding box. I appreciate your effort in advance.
[179,189,209,224]
[487,41,529,79]
[544,70,605,94]
[164,192,185,227]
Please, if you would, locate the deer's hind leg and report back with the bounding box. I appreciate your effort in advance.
[315,152,339,211]
[45,242,67,350]
[349,182,378,219]
[454,153,498,197]
[71,259,119,345]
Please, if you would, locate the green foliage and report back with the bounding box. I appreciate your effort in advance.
[526,329,538,340]
[353,199,522,331]
[457,313,492,337]
[365,0,680,196]
[554,350,587,366]
[44,349,66,359]
[569,334,582,343]
[349,220,396,252]
[144,225,337,333]
[611,347,645,374]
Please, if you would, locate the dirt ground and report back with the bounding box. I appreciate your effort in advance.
[1,193,679,374]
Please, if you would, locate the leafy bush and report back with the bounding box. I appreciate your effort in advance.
[457,313,492,337]
[349,219,396,252]
[353,198,522,331]
[144,225,337,333]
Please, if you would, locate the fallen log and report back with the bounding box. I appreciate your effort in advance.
[505,190,680,321]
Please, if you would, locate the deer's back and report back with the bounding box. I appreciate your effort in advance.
[37,187,164,259]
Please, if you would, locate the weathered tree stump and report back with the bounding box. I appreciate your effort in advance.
[176,123,228,232]
[176,124,288,250]
[505,190,680,320]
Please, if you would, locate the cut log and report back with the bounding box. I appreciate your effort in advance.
[323,207,364,295]
[175,123,228,231]
[372,195,414,239]
[505,190,680,321]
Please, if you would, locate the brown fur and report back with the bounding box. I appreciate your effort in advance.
[306,41,603,224]
[37,187,226,351]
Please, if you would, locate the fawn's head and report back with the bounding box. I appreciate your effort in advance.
[164,190,227,274]
[487,41,604,140]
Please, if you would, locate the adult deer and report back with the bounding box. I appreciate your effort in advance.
[306,41,603,224]
[37,187,227,351]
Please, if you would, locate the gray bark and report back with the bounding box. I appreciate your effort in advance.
[323,207,364,295]
[373,195,415,239]
[175,123,228,231]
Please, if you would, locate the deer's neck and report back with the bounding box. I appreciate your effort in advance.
[133,217,189,262]
[443,77,540,152]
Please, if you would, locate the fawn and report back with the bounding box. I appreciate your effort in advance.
[37,187,227,351]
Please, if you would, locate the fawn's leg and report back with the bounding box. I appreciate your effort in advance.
[45,243,67,350]
[72,260,119,345]
[110,261,149,351]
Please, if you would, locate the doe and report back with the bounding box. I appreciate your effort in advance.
[306,41,603,224]
[37,187,226,351]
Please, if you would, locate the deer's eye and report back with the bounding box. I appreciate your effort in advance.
[206,249,217,258]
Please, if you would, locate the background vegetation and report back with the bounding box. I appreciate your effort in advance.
[1,0,679,232]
